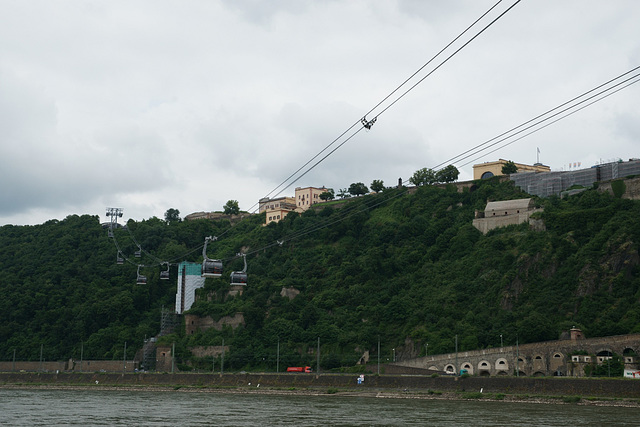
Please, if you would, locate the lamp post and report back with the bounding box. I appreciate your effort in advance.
[392,348,396,362]
[500,334,503,349]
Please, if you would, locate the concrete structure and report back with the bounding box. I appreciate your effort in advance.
[510,158,640,198]
[175,262,205,314]
[472,198,542,234]
[395,330,640,377]
[473,159,550,180]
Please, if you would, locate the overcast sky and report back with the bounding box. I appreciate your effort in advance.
[1,0,638,226]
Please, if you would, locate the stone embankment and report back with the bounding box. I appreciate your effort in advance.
[1,372,640,400]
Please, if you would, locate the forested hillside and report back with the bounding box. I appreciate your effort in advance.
[1,178,639,371]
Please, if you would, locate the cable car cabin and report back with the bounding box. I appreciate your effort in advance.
[116,256,124,265]
[135,250,142,258]
[136,274,147,285]
[230,271,247,286]
[160,270,170,280]
[202,259,223,278]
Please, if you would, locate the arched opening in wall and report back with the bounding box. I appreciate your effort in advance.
[429,366,438,371]
[481,171,494,179]
[469,184,478,192]
[533,371,545,377]
[497,371,508,376]
[515,370,526,377]
[461,363,473,375]
[553,353,563,359]
[596,350,613,364]
[444,364,455,374]
[623,348,636,357]
[479,370,491,377]
[495,358,509,371]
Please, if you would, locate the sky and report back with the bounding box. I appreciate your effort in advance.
[1,0,639,226]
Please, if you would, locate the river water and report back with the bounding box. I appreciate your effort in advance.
[1,388,638,426]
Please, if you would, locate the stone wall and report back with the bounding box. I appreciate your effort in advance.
[598,176,640,200]
[394,332,640,377]
[184,313,245,335]
[0,360,138,373]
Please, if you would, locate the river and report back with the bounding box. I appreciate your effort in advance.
[1,388,638,426]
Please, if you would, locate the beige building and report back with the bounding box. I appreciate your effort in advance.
[259,196,296,225]
[259,186,328,225]
[473,159,550,180]
[294,186,327,212]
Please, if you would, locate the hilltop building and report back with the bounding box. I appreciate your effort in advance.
[473,159,550,180]
[260,186,327,225]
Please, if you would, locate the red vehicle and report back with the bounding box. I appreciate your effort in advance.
[286,366,312,373]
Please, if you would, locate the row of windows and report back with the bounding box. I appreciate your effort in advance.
[268,215,281,222]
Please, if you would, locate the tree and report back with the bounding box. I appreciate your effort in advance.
[370,179,385,193]
[319,188,335,201]
[409,168,437,186]
[164,208,181,224]
[436,165,460,183]
[337,188,349,199]
[348,182,369,197]
[502,160,518,175]
[223,200,240,215]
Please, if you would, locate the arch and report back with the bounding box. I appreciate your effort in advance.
[481,171,494,179]
[497,371,508,376]
[553,353,563,359]
[478,360,491,374]
[479,370,491,377]
[515,370,526,377]
[428,366,438,371]
[495,358,509,371]
[444,364,456,374]
[461,362,474,375]
[532,371,545,377]
[623,348,636,356]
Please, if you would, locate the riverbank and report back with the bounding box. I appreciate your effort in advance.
[1,372,639,407]
[2,383,639,408]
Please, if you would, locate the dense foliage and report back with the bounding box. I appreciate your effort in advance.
[1,178,639,371]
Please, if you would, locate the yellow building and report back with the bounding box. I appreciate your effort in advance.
[259,196,296,225]
[473,159,550,180]
[294,186,327,212]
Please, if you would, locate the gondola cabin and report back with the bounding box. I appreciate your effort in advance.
[160,270,170,280]
[230,271,247,286]
[202,259,223,278]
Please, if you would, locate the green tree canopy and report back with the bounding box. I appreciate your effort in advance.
[319,189,335,201]
[164,208,181,224]
[436,165,460,183]
[502,160,518,174]
[224,200,240,215]
[348,182,369,196]
[409,168,437,186]
[370,179,385,193]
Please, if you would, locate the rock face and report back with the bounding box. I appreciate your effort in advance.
[280,287,300,300]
